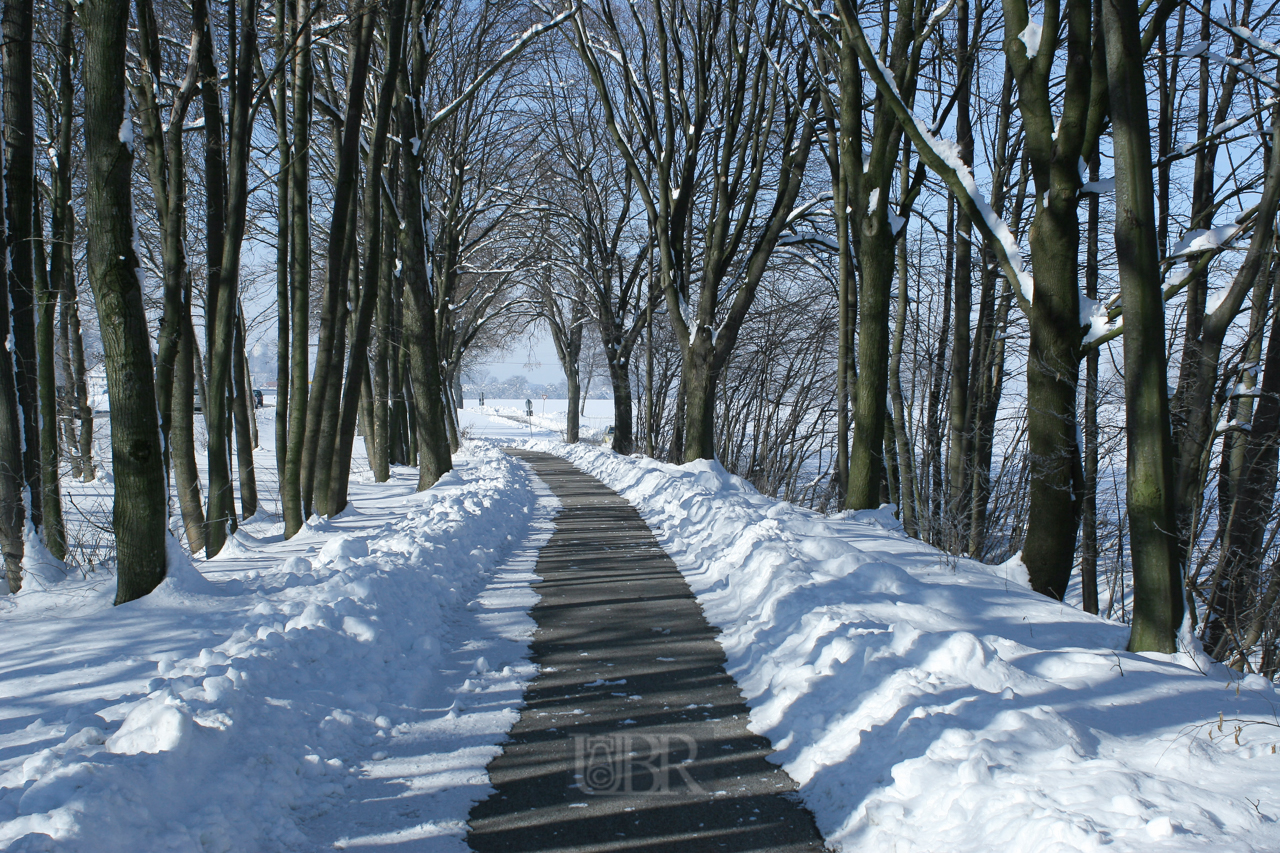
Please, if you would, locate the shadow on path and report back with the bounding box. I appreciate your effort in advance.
[467,450,827,853]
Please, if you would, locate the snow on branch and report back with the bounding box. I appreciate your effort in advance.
[842,14,1035,306]
[1213,16,1280,64]
[1178,40,1280,91]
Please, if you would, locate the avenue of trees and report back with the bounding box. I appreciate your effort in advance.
[2,0,1279,673]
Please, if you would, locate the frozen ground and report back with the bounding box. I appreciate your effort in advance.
[526,441,1280,853]
[2,401,1278,852]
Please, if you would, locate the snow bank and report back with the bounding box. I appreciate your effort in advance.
[0,442,555,852]
[529,441,1280,853]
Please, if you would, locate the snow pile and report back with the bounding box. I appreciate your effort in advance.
[529,441,1280,853]
[0,442,555,852]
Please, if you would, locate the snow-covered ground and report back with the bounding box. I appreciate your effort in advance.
[3,399,1278,852]
[0,410,558,852]
[527,440,1280,853]
[457,398,615,444]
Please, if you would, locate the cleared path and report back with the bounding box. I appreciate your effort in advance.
[467,450,827,853]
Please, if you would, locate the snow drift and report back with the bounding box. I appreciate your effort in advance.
[529,440,1280,853]
[0,442,555,852]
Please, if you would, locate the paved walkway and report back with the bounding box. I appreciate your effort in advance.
[467,450,826,853]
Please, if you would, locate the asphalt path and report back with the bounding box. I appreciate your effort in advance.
[466,450,827,853]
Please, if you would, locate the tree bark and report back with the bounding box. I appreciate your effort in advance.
[204,0,257,554]
[373,192,394,481]
[232,304,258,517]
[1214,259,1280,665]
[173,283,205,552]
[51,0,79,483]
[329,0,408,514]
[1103,0,1182,652]
[283,0,311,537]
[1082,152,1101,616]
[3,0,41,529]
[301,7,374,517]
[0,116,24,592]
[32,195,66,560]
[275,0,291,484]
[193,0,228,555]
[82,0,168,603]
[946,0,975,548]
[67,279,92,482]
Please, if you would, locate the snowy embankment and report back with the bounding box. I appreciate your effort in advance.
[528,440,1280,853]
[0,441,556,853]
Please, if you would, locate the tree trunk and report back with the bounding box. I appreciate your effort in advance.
[890,165,918,537]
[83,0,168,603]
[1103,0,1182,652]
[173,288,205,553]
[204,0,257,555]
[372,201,393,481]
[313,235,356,517]
[32,196,66,560]
[51,0,78,484]
[329,0,407,514]
[1170,0,1246,575]
[194,0,228,556]
[232,305,258,517]
[925,196,952,543]
[68,280,92,481]
[968,156,1026,558]
[847,221,895,509]
[274,0,291,483]
[681,336,717,462]
[3,0,41,529]
[283,0,311,537]
[301,7,374,517]
[403,296,450,486]
[1021,215,1084,600]
[1082,153,1101,616]
[0,120,24,592]
[607,356,633,455]
[1215,260,1280,665]
[566,371,581,444]
[946,0,975,549]
[966,63,1018,557]
[396,0,452,491]
[359,361,376,464]
[390,277,409,466]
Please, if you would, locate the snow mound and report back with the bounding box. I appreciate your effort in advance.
[0,442,554,852]
[104,696,192,755]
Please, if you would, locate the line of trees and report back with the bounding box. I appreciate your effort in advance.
[524,0,1280,667]
[2,0,1278,671]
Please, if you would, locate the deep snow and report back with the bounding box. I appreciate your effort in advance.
[526,439,1280,853]
[0,426,558,852]
[2,401,1278,852]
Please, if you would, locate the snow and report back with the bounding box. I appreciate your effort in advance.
[1080,294,1118,344]
[1019,19,1044,59]
[1171,223,1244,257]
[117,115,133,153]
[1080,177,1115,194]
[0,423,558,852]
[6,401,1280,852]
[522,442,1280,853]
